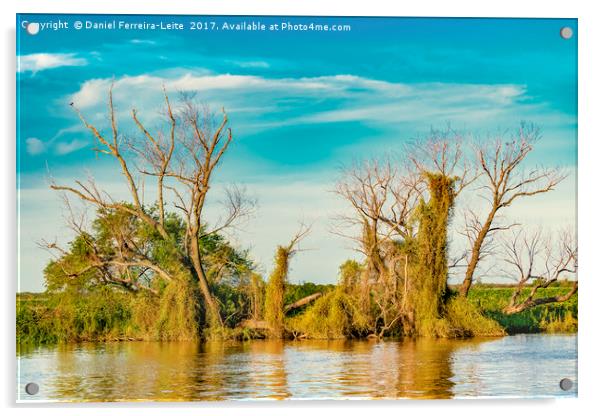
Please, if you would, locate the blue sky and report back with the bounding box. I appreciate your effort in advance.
[17,15,577,292]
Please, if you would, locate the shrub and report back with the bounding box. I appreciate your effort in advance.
[287,288,370,339]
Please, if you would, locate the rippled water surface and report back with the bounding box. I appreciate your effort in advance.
[17,334,577,401]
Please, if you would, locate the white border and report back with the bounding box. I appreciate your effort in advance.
[3,1,601,415]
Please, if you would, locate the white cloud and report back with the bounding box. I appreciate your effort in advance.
[70,78,113,108]
[54,139,88,155]
[228,60,270,69]
[130,39,157,45]
[25,138,46,155]
[24,127,89,156]
[291,83,527,124]
[67,72,536,138]
[18,53,87,73]
[70,72,348,109]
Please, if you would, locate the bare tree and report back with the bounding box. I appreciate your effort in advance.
[334,127,472,252]
[334,158,422,313]
[407,127,476,198]
[334,129,473,335]
[459,123,567,297]
[501,227,577,314]
[48,86,254,328]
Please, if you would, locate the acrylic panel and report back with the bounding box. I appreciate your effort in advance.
[16,14,578,401]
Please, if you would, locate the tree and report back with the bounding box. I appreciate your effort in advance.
[47,86,254,331]
[42,207,182,296]
[338,259,364,293]
[334,128,474,336]
[501,227,577,314]
[406,130,474,335]
[334,158,422,319]
[459,123,567,297]
[264,225,311,338]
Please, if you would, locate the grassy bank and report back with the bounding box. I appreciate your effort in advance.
[16,282,335,346]
[466,285,578,334]
[17,283,577,346]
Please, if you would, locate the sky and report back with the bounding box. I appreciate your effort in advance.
[17,15,577,292]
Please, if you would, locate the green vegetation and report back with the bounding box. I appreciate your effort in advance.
[18,289,137,345]
[466,284,578,334]
[17,206,266,346]
[411,173,458,337]
[264,246,289,338]
[284,282,335,313]
[288,288,370,339]
[16,282,576,346]
[444,296,505,337]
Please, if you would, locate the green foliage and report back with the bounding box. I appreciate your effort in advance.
[17,287,133,345]
[19,182,577,345]
[43,234,102,292]
[287,287,370,339]
[444,296,505,337]
[283,281,335,316]
[43,206,186,295]
[467,286,578,334]
[200,232,255,286]
[542,311,577,333]
[212,281,255,328]
[19,203,260,345]
[412,172,456,336]
[338,260,363,292]
[264,246,290,338]
[154,279,200,340]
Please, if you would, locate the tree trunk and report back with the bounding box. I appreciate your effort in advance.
[189,236,222,328]
[460,210,496,297]
[503,282,577,314]
[284,293,322,312]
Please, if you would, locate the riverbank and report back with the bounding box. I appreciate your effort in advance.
[17,283,577,346]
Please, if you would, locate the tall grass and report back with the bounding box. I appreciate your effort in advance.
[17,279,201,346]
[17,288,134,346]
[444,296,505,337]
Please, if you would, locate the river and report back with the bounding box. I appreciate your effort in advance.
[17,333,577,401]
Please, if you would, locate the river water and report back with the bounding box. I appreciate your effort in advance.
[17,333,577,401]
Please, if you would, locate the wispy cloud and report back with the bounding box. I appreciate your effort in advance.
[24,125,89,156]
[68,71,531,128]
[54,139,88,155]
[292,83,527,124]
[25,138,46,155]
[227,60,270,69]
[18,53,87,73]
[62,70,578,166]
[70,72,345,108]
[130,39,157,45]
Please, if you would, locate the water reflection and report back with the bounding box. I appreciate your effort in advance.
[17,334,577,401]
